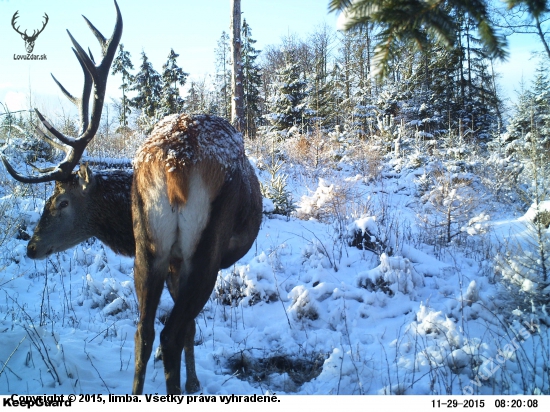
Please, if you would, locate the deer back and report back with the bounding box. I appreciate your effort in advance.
[132,113,261,269]
[133,114,245,204]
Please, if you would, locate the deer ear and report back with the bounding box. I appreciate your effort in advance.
[77,163,95,193]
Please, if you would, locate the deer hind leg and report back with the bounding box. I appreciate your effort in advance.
[160,313,199,394]
[131,182,177,395]
[160,255,222,394]
[161,190,239,393]
[160,230,222,393]
[132,249,167,395]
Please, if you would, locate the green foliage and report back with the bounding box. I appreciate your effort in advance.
[495,205,550,324]
[130,51,162,122]
[504,63,550,152]
[159,49,188,117]
[329,0,508,79]
[111,44,134,127]
[242,20,262,138]
[268,58,311,132]
[129,49,187,128]
[185,78,216,114]
[260,160,295,216]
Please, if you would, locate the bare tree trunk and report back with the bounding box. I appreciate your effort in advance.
[230,0,245,133]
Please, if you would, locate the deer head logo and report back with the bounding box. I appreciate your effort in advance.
[11,11,49,53]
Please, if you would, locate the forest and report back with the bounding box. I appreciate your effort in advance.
[0,0,550,396]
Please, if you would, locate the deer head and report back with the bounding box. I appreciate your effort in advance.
[2,1,123,258]
[12,11,49,53]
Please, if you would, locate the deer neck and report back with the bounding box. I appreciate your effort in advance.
[89,170,135,257]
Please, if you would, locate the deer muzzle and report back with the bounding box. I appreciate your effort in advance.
[27,240,53,260]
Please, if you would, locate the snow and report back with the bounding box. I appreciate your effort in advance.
[1,145,549,396]
[134,114,243,172]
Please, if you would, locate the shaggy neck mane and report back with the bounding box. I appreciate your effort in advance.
[89,170,135,256]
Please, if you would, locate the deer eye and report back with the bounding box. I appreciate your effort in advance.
[59,200,69,209]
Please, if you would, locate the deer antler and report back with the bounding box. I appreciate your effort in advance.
[27,13,49,41]
[2,1,122,184]
[11,11,25,37]
[11,11,49,40]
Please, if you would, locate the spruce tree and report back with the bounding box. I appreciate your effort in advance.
[268,54,311,132]
[308,24,336,130]
[241,19,262,138]
[111,44,134,129]
[130,51,162,123]
[505,63,550,147]
[530,63,550,142]
[159,49,188,117]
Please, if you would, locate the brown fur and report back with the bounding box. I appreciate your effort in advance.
[26,169,135,259]
[19,108,261,396]
[131,113,262,395]
[166,166,190,205]
[22,113,261,395]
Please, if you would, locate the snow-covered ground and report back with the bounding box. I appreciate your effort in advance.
[0,147,548,395]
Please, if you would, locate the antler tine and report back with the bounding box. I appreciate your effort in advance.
[51,70,91,136]
[88,48,97,65]
[40,13,49,33]
[97,1,123,76]
[27,13,49,40]
[52,46,93,135]
[33,123,71,153]
[34,109,76,147]
[68,0,122,143]
[67,31,97,83]
[11,11,25,36]
[29,164,57,173]
[51,74,77,106]
[1,155,66,184]
[82,15,107,50]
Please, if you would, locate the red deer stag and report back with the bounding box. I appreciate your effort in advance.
[1,1,262,395]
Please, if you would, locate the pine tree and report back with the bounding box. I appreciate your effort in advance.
[241,19,262,138]
[530,63,550,143]
[333,26,377,136]
[130,51,162,124]
[111,44,134,129]
[159,49,188,117]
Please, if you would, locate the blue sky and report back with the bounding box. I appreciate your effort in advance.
[0,0,338,113]
[0,0,542,114]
